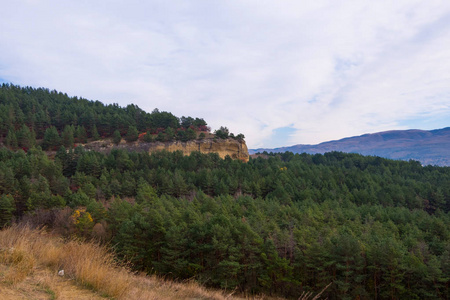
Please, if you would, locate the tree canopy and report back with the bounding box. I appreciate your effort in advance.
[0,146,448,298]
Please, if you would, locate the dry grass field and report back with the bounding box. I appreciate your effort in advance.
[0,226,294,300]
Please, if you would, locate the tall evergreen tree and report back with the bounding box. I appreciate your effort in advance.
[91,124,100,141]
[42,126,61,150]
[125,125,139,142]
[62,125,75,148]
[75,125,88,143]
[5,129,18,149]
[0,194,15,227]
[112,130,122,145]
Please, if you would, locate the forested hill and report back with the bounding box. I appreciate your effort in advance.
[0,83,449,299]
[0,83,244,150]
[251,128,450,166]
[0,147,449,299]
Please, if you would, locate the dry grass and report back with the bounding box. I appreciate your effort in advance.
[297,283,331,300]
[0,225,130,298]
[0,265,105,300]
[36,272,62,299]
[126,274,239,300]
[0,247,36,284]
[0,225,326,300]
[0,225,239,299]
[59,239,130,297]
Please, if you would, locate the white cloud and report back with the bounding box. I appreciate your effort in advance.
[1,0,449,148]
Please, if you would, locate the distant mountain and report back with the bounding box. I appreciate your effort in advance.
[250,127,450,166]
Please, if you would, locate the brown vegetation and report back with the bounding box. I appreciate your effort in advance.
[0,225,306,300]
[0,226,233,299]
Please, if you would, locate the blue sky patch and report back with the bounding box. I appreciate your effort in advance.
[267,126,297,148]
[399,114,450,130]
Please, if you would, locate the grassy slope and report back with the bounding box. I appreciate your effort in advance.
[0,226,269,300]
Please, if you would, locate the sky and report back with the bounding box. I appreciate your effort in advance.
[1,1,449,148]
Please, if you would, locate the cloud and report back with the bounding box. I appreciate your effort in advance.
[1,1,449,148]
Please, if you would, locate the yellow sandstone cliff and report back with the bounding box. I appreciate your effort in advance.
[147,139,249,162]
[85,138,249,162]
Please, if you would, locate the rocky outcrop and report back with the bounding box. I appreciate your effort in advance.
[85,138,249,162]
[147,139,249,162]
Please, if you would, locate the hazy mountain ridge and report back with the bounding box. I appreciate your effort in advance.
[251,127,450,166]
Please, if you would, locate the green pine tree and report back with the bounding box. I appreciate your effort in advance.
[125,125,138,142]
[112,130,122,145]
[0,194,15,227]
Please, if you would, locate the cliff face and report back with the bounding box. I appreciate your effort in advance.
[147,139,249,162]
[85,138,249,162]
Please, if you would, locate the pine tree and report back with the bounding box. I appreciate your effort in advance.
[75,125,88,143]
[112,130,122,145]
[135,181,158,204]
[91,124,100,140]
[0,194,15,227]
[5,129,18,149]
[16,124,35,148]
[42,126,61,150]
[186,128,197,141]
[62,125,75,147]
[125,125,138,142]
[143,131,153,142]
[165,127,175,142]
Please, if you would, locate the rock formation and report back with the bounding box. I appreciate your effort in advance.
[85,138,249,162]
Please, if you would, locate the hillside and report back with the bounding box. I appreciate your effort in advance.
[0,84,246,159]
[0,84,449,299]
[1,147,448,299]
[0,225,329,300]
[0,226,270,300]
[250,127,450,166]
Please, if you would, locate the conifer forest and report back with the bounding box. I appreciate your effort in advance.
[0,84,449,299]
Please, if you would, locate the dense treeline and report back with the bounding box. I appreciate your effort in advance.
[0,84,248,150]
[0,146,449,299]
[0,84,185,137]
